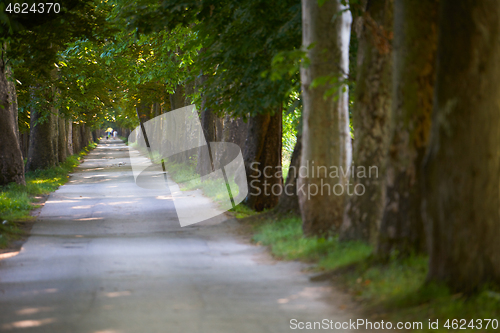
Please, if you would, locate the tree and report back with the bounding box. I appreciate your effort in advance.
[0,56,25,186]
[26,88,59,171]
[377,0,439,257]
[118,0,301,211]
[298,0,352,236]
[6,0,107,172]
[340,0,393,245]
[423,0,500,292]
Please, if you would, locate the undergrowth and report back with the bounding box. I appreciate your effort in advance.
[251,215,500,332]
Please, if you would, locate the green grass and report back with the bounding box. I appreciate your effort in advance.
[251,216,500,332]
[253,216,372,270]
[0,142,97,248]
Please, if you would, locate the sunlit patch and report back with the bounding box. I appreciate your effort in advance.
[155,195,173,200]
[23,288,58,296]
[276,287,332,305]
[108,201,135,205]
[45,200,79,204]
[0,252,19,260]
[104,290,131,298]
[74,217,103,221]
[16,307,53,315]
[2,318,55,329]
[72,205,93,209]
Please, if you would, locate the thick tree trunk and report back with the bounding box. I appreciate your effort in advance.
[423,0,500,292]
[20,132,29,159]
[51,108,59,165]
[169,85,185,111]
[83,124,92,147]
[275,134,302,215]
[377,0,439,257]
[6,67,19,143]
[67,120,73,155]
[299,0,352,236]
[26,107,58,172]
[58,116,67,163]
[223,115,248,149]
[340,0,393,246]
[72,124,81,155]
[243,112,282,211]
[0,60,25,185]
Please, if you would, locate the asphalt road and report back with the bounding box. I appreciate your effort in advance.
[0,139,366,333]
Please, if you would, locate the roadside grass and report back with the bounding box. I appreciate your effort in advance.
[0,142,97,248]
[252,216,372,270]
[250,215,500,332]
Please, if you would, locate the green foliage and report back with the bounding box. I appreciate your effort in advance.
[117,0,302,117]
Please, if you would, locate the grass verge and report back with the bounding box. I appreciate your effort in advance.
[251,215,500,332]
[0,142,97,248]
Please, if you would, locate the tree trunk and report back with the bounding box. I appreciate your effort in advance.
[26,107,58,172]
[377,0,439,257]
[423,0,500,292]
[299,0,352,236]
[243,112,282,211]
[83,124,92,147]
[0,60,25,185]
[58,116,67,163]
[20,132,29,159]
[169,85,185,111]
[72,124,80,154]
[223,115,248,150]
[52,108,59,165]
[67,120,73,155]
[275,134,302,215]
[197,97,218,176]
[340,0,393,246]
[6,67,19,143]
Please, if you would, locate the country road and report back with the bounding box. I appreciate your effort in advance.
[0,139,371,333]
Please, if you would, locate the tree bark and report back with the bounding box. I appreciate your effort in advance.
[299,0,352,236]
[197,105,217,176]
[197,72,218,176]
[72,124,81,155]
[275,134,302,215]
[26,106,58,172]
[423,0,500,292]
[223,115,248,150]
[243,112,282,211]
[340,0,393,246]
[67,120,73,155]
[0,59,25,185]
[58,116,67,163]
[377,0,439,257]
[169,85,185,111]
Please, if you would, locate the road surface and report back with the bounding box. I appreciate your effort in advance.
[0,139,367,333]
